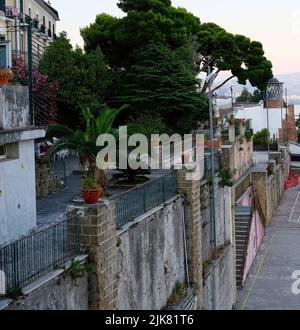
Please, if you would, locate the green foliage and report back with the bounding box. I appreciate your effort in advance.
[70,258,95,283]
[236,88,262,103]
[81,1,273,94]
[245,129,254,141]
[253,128,269,150]
[81,175,98,191]
[46,104,126,165]
[39,32,113,128]
[116,237,123,248]
[118,42,208,134]
[218,169,237,187]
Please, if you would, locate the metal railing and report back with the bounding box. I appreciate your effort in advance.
[114,172,179,228]
[0,217,81,296]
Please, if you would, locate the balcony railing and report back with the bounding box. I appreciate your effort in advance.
[114,172,179,228]
[39,25,46,35]
[0,217,81,296]
[33,19,39,30]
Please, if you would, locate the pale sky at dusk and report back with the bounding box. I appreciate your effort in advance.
[51,0,300,75]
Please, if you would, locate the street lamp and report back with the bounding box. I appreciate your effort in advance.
[206,66,218,248]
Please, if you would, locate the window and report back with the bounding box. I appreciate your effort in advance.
[0,43,11,68]
[43,16,45,26]
[0,145,7,160]
[20,33,24,53]
[29,8,31,17]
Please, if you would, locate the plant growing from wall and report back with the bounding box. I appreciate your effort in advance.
[69,258,95,285]
[245,129,254,141]
[218,169,237,187]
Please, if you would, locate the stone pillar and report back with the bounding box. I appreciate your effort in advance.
[67,201,118,310]
[178,169,203,309]
[252,171,269,225]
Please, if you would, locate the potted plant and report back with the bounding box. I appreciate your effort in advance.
[81,174,103,205]
[0,68,13,86]
[46,104,128,192]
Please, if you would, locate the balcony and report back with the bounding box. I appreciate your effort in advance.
[39,24,46,35]
[33,19,39,30]
[0,5,19,20]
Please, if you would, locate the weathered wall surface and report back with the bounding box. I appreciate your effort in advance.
[243,211,265,284]
[0,86,30,130]
[221,130,253,182]
[201,182,233,262]
[0,140,37,245]
[203,246,235,310]
[117,196,186,310]
[200,181,236,310]
[5,265,89,310]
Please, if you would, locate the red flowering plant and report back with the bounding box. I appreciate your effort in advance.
[12,57,60,125]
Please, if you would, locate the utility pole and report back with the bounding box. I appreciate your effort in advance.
[208,65,217,248]
[266,89,270,163]
[230,86,234,113]
[285,88,288,143]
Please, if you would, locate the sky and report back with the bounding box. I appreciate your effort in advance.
[51,0,300,75]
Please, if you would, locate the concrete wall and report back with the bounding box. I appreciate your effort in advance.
[200,181,236,310]
[0,86,30,130]
[0,140,37,245]
[221,136,253,182]
[117,196,186,310]
[243,211,265,284]
[203,246,235,310]
[201,182,233,262]
[4,258,89,310]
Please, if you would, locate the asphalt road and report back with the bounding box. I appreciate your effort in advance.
[236,184,300,310]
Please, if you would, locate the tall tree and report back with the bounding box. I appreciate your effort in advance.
[118,42,208,134]
[39,32,113,128]
[81,0,273,93]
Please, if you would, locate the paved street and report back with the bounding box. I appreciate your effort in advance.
[236,184,300,310]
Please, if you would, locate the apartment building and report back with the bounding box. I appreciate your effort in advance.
[0,0,59,67]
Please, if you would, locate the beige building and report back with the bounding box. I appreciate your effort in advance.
[0,0,59,67]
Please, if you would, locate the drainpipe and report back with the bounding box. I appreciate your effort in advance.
[181,198,190,286]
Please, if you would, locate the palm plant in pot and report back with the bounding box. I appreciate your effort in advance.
[46,104,127,203]
[81,174,104,204]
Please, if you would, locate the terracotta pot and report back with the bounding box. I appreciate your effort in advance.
[0,78,9,86]
[82,187,103,205]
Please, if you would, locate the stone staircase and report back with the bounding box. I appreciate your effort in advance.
[235,207,252,288]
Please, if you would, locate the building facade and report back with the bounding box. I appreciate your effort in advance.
[0,0,59,67]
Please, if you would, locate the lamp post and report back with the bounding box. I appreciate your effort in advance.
[266,89,270,163]
[206,65,217,248]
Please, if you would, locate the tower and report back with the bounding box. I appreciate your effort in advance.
[264,77,284,108]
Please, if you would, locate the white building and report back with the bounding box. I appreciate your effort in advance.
[0,86,45,245]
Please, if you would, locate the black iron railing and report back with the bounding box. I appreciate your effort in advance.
[114,172,179,228]
[0,217,81,296]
